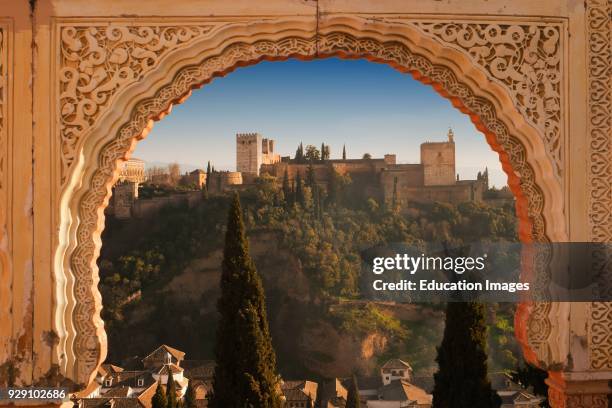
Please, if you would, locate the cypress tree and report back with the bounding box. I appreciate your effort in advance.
[183,381,197,408]
[392,176,398,212]
[346,375,360,408]
[206,161,212,191]
[210,193,282,408]
[306,162,316,188]
[166,369,177,408]
[327,170,338,207]
[432,301,501,408]
[295,142,305,163]
[313,185,320,220]
[295,172,304,207]
[342,144,346,160]
[321,143,326,161]
[290,180,296,206]
[152,380,167,408]
[282,168,291,205]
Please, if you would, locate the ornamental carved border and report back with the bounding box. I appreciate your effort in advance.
[393,19,565,179]
[58,23,227,185]
[587,0,612,372]
[64,28,551,382]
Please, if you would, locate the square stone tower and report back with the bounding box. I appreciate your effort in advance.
[236,133,263,175]
[236,133,280,175]
[420,129,456,186]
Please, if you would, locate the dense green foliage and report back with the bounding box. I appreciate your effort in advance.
[209,194,282,408]
[432,301,501,408]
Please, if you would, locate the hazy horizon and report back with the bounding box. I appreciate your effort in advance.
[133,58,508,187]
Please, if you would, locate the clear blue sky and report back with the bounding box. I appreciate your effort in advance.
[133,58,506,187]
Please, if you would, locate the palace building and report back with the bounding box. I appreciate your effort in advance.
[258,129,491,205]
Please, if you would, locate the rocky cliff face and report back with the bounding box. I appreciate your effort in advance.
[117,230,396,378]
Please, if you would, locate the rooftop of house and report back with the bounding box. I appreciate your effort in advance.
[498,390,543,405]
[103,386,133,398]
[281,380,318,402]
[381,358,412,371]
[283,387,312,402]
[142,344,186,362]
[105,370,155,390]
[78,397,144,408]
[100,364,124,376]
[379,379,432,404]
[155,363,184,375]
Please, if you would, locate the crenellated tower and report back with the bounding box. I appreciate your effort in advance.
[236,132,281,175]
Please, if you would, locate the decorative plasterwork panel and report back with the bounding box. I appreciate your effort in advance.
[587,0,612,372]
[58,23,221,184]
[548,387,609,408]
[65,29,552,383]
[409,20,564,178]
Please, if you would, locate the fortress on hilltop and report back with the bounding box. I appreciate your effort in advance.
[108,129,505,220]
[254,129,492,206]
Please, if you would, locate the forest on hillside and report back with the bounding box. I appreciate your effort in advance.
[98,171,520,379]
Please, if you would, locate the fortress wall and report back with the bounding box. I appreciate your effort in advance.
[260,162,332,183]
[393,183,483,205]
[381,165,424,195]
[131,191,203,219]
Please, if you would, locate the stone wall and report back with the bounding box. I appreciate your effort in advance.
[209,171,243,193]
[131,191,202,219]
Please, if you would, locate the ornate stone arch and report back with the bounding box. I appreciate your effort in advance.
[53,16,567,385]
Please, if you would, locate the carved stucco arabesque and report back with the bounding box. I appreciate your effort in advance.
[410,20,564,177]
[587,0,612,374]
[58,24,221,184]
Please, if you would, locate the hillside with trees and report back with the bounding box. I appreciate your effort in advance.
[98,171,520,379]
